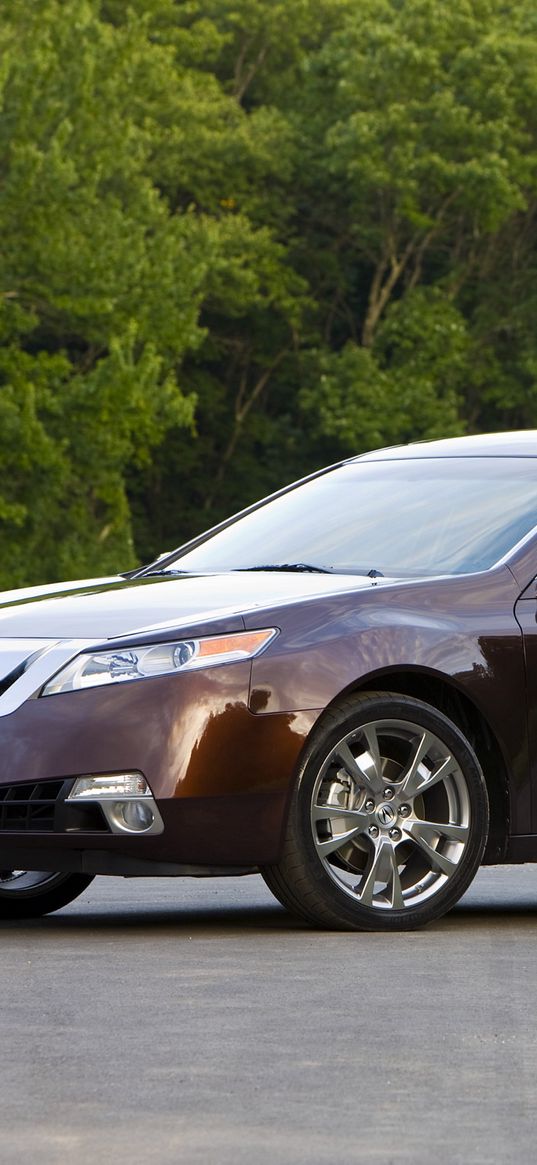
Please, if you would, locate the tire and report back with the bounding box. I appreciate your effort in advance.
[262,692,489,931]
[0,871,94,919]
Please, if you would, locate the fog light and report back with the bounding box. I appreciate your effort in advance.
[65,771,163,836]
[68,773,150,799]
[111,800,155,832]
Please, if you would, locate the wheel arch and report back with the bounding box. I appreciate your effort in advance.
[316,667,510,865]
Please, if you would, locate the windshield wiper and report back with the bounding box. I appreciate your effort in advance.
[137,563,386,578]
[140,568,189,578]
[237,563,333,574]
[238,564,386,577]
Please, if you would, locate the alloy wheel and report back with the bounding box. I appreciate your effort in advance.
[310,718,472,911]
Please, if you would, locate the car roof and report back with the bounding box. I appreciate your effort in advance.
[352,430,537,461]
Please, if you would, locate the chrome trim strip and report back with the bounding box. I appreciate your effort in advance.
[0,640,95,717]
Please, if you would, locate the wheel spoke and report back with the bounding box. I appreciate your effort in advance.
[362,724,384,790]
[398,730,438,796]
[312,803,369,827]
[314,820,368,857]
[358,838,404,909]
[400,735,460,799]
[404,819,463,876]
[407,817,469,843]
[429,819,468,843]
[312,802,369,854]
[335,739,384,795]
[415,755,459,797]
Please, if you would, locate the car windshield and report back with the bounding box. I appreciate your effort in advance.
[168,457,537,577]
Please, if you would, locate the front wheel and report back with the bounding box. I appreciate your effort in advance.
[0,870,94,918]
[263,693,489,931]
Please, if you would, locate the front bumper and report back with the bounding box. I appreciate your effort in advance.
[0,663,319,872]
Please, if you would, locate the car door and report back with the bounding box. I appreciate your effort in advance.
[514,568,537,842]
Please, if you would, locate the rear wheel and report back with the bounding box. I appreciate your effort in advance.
[0,871,93,918]
[263,693,489,931]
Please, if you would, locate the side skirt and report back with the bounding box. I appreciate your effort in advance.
[504,835,537,864]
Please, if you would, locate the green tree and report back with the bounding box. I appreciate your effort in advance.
[287,0,537,445]
[0,0,300,582]
[4,0,537,584]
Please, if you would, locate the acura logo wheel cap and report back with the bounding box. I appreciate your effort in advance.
[376,803,396,827]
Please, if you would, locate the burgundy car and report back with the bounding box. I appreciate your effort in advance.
[1,430,537,930]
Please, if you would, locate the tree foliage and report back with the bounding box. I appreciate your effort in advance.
[2,0,537,584]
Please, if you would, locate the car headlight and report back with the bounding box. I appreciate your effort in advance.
[41,628,278,695]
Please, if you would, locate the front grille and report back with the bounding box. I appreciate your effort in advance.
[0,780,66,832]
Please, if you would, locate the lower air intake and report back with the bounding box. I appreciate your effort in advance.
[0,781,66,832]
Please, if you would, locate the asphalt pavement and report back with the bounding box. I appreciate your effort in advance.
[1,866,536,1165]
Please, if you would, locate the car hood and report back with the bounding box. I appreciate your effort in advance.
[0,571,381,641]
